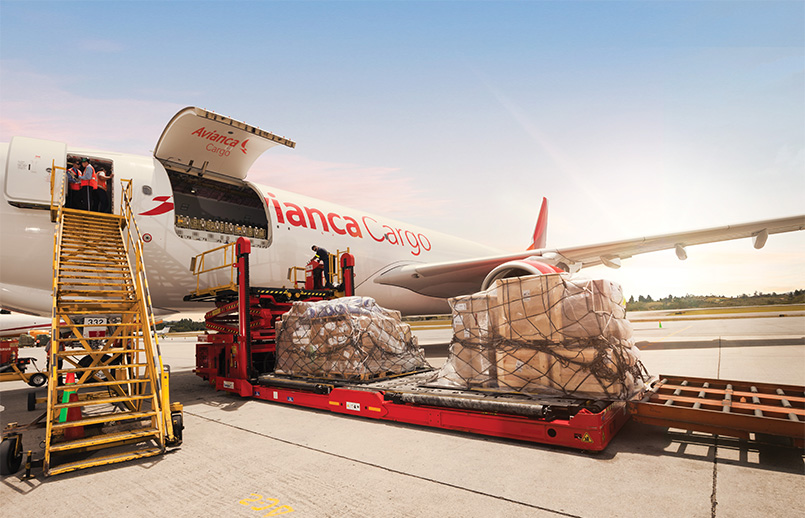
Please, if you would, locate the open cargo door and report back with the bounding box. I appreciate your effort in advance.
[155,107,295,249]
[154,107,295,181]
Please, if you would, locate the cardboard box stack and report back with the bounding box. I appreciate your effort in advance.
[275,297,429,380]
[433,273,646,399]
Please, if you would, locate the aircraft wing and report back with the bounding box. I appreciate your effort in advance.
[374,215,805,298]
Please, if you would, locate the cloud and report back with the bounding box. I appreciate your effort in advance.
[0,61,180,153]
[248,154,449,221]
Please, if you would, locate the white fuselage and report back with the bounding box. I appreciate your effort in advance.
[0,141,503,317]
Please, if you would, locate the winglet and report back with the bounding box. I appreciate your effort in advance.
[527,197,548,250]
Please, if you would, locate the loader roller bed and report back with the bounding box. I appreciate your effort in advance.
[206,371,632,452]
[628,374,805,447]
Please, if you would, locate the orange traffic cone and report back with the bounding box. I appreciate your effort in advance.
[61,372,84,440]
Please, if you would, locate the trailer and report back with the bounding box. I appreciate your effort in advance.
[190,238,804,452]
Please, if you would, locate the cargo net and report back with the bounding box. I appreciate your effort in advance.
[432,273,649,400]
[275,297,431,381]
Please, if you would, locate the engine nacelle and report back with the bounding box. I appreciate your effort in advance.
[480,258,563,291]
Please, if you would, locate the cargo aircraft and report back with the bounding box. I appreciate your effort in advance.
[0,311,52,339]
[1,107,803,317]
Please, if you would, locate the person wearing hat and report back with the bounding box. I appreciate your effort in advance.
[78,158,96,211]
[93,168,111,213]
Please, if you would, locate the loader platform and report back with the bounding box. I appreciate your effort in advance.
[190,238,805,453]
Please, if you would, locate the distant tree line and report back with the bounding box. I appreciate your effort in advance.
[157,318,207,332]
[626,289,805,311]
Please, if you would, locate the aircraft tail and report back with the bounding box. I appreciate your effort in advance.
[526,197,548,250]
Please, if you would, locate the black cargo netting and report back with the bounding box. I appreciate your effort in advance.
[275,297,430,381]
[432,274,649,400]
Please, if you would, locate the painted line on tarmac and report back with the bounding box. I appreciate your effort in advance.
[186,410,584,518]
[643,325,693,347]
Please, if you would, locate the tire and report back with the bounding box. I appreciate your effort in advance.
[167,412,183,447]
[78,354,118,382]
[27,373,47,387]
[27,392,37,412]
[0,436,22,476]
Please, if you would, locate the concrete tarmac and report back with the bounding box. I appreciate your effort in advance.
[1,315,803,517]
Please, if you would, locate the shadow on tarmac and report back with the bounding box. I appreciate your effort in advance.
[612,420,804,474]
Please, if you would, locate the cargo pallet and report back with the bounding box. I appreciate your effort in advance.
[190,238,804,452]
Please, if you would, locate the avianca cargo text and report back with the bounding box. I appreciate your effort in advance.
[265,192,432,256]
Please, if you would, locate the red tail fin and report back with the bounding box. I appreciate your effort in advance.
[527,197,548,250]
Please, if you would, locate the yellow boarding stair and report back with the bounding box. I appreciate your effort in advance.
[44,174,182,476]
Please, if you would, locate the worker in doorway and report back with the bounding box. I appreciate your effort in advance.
[78,158,96,211]
[66,161,82,209]
[311,245,335,289]
[93,168,111,213]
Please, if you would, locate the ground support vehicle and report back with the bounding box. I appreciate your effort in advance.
[189,239,632,452]
[0,340,47,387]
[189,238,805,452]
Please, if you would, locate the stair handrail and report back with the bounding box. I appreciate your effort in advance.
[118,179,170,434]
[119,180,161,353]
[188,242,239,298]
[46,159,68,461]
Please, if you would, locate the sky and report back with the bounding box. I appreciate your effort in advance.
[1,0,803,300]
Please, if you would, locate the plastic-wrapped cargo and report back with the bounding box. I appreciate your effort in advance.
[433,273,647,400]
[275,296,430,381]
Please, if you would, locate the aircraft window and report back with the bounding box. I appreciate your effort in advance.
[142,185,152,195]
[166,170,269,247]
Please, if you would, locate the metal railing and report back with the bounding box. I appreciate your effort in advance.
[188,242,239,297]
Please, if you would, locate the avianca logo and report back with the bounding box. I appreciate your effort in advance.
[140,196,174,216]
[265,192,432,256]
[192,127,248,157]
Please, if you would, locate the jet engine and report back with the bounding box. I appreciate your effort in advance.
[480,257,563,291]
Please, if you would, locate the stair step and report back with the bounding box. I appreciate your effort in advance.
[56,302,137,309]
[58,277,134,291]
[57,363,149,374]
[58,289,134,296]
[48,428,162,453]
[53,393,154,410]
[55,309,140,315]
[59,251,127,258]
[62,229,120,236]
[53,348,148,357]
[60,245,125,252]
[59,275,131,281]
[51,378,152,391]
[50,410,158,430]
[58,262,130,269]
[46,446,163,476]
[55,304,139,314]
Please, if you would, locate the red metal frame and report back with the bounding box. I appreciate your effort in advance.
[193,238,630,452]
[214,377,629,451]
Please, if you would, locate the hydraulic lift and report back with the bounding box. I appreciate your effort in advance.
[189,238,804,452]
